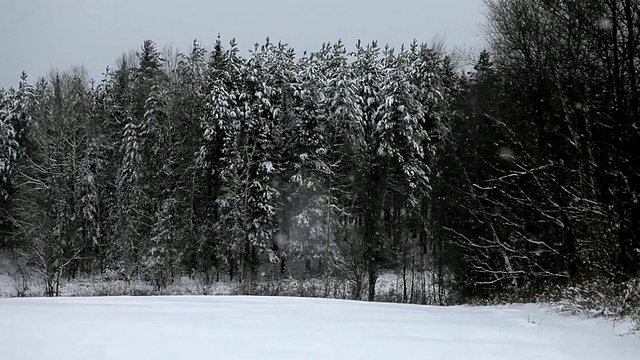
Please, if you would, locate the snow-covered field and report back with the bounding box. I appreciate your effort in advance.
[0,296,638,360]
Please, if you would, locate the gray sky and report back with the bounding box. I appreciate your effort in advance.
[0,0,486,88]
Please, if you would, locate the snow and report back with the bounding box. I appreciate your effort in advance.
[0,296,638,360]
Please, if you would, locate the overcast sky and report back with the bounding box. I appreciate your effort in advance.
[0,0,486,88]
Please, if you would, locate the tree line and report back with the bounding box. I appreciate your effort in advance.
[1,0,638,302]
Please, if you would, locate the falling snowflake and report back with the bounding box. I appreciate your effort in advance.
[597,17,613,31]
[498,146,515,163]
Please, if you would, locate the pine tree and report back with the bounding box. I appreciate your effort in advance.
[79,140,101,269]
[196,38,242,280]
[117,119,149,276]
[280,43,346,276]
[144,198,178,290]
[313,42,368,292]
[0,73,37,247]
[0,89,19,246]
[168,40,210,276]
[0,89,18,202]
[110,40,171,278]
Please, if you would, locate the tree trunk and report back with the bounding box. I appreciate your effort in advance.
[561,213,578,279]
[367,263,378,302]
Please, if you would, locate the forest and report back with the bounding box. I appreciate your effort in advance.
[0,0,639,313]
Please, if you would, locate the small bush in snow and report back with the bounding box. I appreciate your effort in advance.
[534,277,640,331]
[10,270,30,297]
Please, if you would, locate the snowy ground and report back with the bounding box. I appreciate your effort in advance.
[0,296,638,360]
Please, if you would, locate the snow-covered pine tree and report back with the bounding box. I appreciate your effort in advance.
[169,40,210,277]
[379,43,439,303]
[199,38,247,281]
[117,118,149,277]
[144,198,178,290]
[347,41,389,301]
[0,89,18,202]
[5,73,36,157]
[79,140,101,270]
[137,40,172,213]
[0,89,19,246]
[238,39,294,277]
[142,83,170,201]
[112,40,171,278]
[0,73,37,247]
[338,41,434,301]
[279,45,331,274]
[379,45,430,200]
[89,64,133,274]
[309,41,368,286]
[249,40,302,275]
